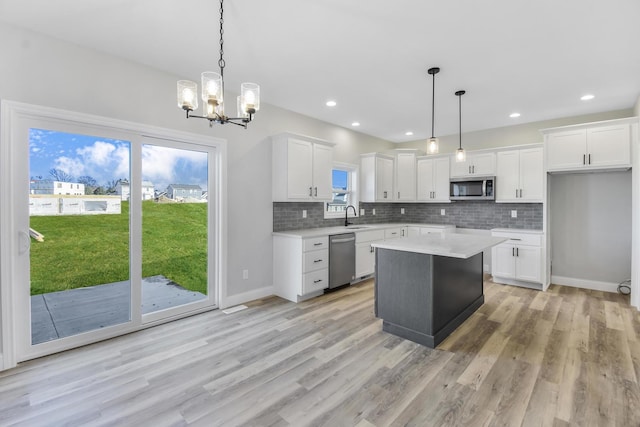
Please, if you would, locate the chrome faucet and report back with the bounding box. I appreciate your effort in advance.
[345,205,357,227]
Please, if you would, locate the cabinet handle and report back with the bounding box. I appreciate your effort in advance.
[468,165,471,174]
[402,229,405,236]
[583,154,586,165]
[519,189,523,198]
[383,191,387,199]
[516,189,518,198]
[473,165,475,174]
[370,245,374,253]
[314,279,323,283]
[512,247,515,257]
[309,186,313,196]
[398,192,400,199]
[313,242,323,246]
[588,154,591,165]
[510,238,522,241]
[314,259,323,263]
[314,187,318,197]
[516,247,519,257]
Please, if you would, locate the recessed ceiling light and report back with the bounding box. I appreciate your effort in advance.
[581,94,595,101]
[510,112,521,118]
[405,131,414,136]
[351,122,360,127]
[326,100,337,107]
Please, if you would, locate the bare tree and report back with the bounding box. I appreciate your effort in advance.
[77,176,97,187]
[49,168,74,182]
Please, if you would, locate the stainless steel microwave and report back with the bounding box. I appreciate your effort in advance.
[450,176,495,200]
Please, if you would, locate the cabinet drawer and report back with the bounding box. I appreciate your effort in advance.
[303,249,328,272]
[420,227,444,235]
[303,236,328,252]
[384,227,405,239]
[492,231,542,246]
[302,269,328,294]
[355,229,385,243]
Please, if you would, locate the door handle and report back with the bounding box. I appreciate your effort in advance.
[18,230,31,255]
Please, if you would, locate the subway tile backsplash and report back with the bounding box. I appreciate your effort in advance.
[273,201,543,232]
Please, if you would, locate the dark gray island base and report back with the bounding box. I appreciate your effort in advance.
[374,248,485,348]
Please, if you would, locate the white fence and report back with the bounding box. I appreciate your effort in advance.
[29,195,122,216]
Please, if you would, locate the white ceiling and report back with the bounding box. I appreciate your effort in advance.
[1,0,639,142]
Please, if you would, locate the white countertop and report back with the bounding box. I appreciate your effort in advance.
[272,223,455,238]
[371,233,507,259]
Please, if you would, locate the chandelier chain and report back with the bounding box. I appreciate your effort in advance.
[218,0,225,79]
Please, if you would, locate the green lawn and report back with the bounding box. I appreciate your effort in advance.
[29,201,208,295]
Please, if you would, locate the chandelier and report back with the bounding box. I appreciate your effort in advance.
[176,0,260,128]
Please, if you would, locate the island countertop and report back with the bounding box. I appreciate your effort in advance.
[371,233,507,259]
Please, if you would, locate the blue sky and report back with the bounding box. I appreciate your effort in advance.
[29,128,208,191]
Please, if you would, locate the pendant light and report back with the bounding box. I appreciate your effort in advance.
[176,0,260,129]
[455,90,466,162]
[427,67,440,154]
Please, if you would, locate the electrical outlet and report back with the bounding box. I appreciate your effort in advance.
[242,269,249,280]
[360,209,365,216]
[372,209,376,216]
[511,210,517,218]
[401,208,405,215]
[441,209,445,216]
[302,210,307,218]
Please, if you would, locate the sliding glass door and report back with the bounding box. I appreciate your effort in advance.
[3,105,221,363]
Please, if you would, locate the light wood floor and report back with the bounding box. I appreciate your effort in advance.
[1,278,639,426]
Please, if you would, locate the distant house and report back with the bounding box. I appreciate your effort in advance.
[30,180,85,196]
[115,179,155,200]
[166,184,203,201]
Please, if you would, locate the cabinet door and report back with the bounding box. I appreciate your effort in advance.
[471,152,496,176]
[586,124,631,168]
[376,157,394,201]
[515,246,541,283]
[546,129,587,171]
[407,226,421,237]
[312,143,333,200]
[491,244,516,279]
[355,242,375,277]
[519,147,544,202]
[395,153,416,201]
[287,139,313,199]
[496,151,520,202]
[450,156,470,177]
[416,158,434,201]
[432,157,450,202]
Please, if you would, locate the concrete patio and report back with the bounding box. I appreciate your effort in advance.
[31,275,207,345]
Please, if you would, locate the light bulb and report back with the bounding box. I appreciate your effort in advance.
[427,137,439,154]
[182,88,194,103]
[244,90,255,105]
[455,148,466,162]
[206,80,218,97]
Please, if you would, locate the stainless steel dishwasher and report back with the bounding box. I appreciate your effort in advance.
[328,233,356,290]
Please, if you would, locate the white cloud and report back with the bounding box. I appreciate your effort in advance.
[76,141,116,166]
[54,156,86,177]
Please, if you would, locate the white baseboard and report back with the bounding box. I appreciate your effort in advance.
[551,275,619,293]
[220,286,274,309]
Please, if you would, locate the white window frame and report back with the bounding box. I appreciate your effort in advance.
[324,161,359,219]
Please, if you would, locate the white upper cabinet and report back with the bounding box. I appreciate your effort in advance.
[272,133,335,202]
[360,153,395,202]
[450,152,496,178]
[417,156,450,202]
[395,151,417,201]
[496,146,543,203]
[543,118,634,172]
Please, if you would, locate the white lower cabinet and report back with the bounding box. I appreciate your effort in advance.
[355,229,385,278]
[491,229,544,290]
[274,235,329,302]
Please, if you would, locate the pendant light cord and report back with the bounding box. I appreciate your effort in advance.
[458,93,462,149]
[431,73,435,138]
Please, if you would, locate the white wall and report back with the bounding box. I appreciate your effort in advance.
[0,21,393,311]
[397,110,633,153]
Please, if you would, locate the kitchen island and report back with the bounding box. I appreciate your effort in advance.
[371,233,506,348]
